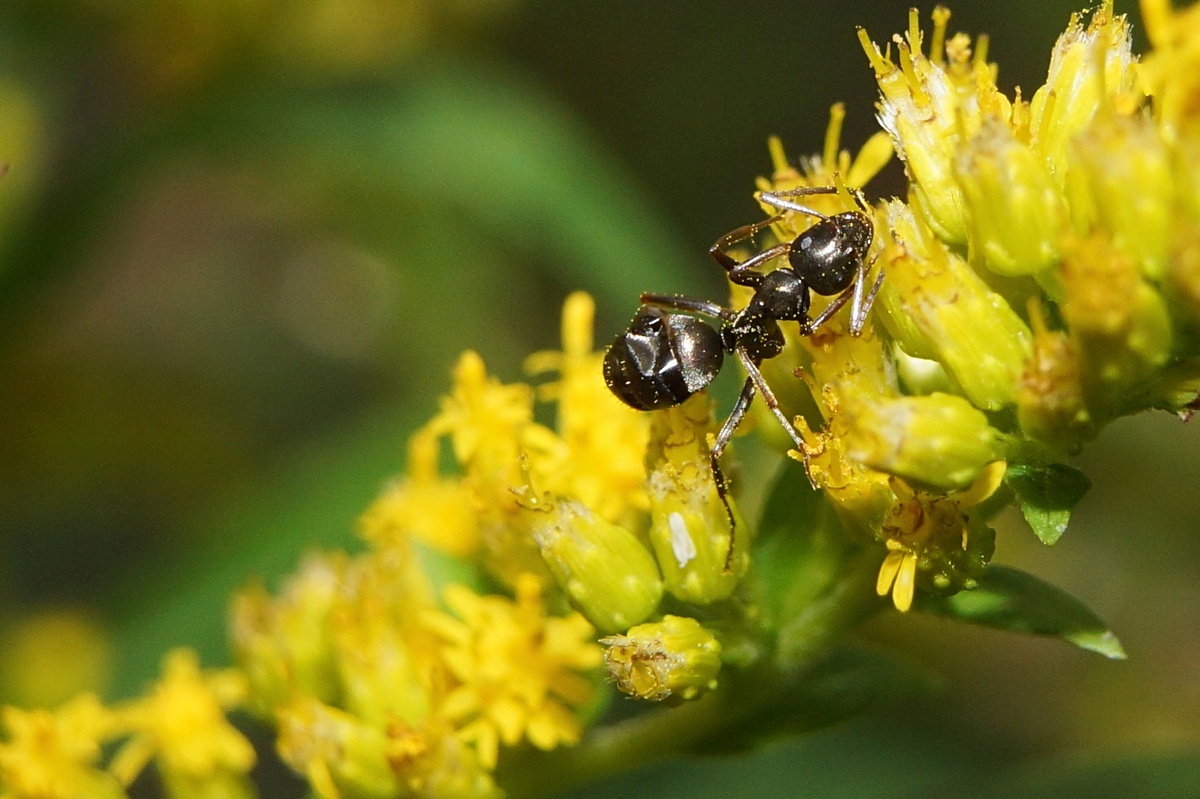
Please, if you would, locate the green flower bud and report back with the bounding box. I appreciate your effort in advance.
[1028,6,1137,182]
[843,393,1001,491]
[956,117,1067,277]
[1070,113,1174,280]
[644,397,747,604]
[646,459,746,604]
[878,201,1032,410]
[1061,234,1173,410]
[601,615,722,702]
[523,493,663,634]
[1017,304,1092,451]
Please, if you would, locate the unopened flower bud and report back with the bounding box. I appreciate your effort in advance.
[878,201,1031,411]
[523,493,662,634]
[1028,5,1138,181]
[843,393,1000,491]
[1069,114,1173,281]
[602,615,722,702]
[277,697,401,799]
[1017,304,1092,450]
[644,398,746,604]
[229,553,345,718]
[1061,234,1172,408]
[956,117,1067,277]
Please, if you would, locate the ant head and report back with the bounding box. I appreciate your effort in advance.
[834,211,874,258]
[788,212,874,297]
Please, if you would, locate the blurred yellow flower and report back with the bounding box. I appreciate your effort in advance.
[0,694,124,799]
[109,649,255,799]
[423,574,602,770]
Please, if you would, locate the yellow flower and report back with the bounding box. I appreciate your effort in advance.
[0,694,125,799]
[424,350,552,587]
[875,461,1006,612]
[423,574,602,770]
[359,427,480,558]
[276,695,402,799]
[425,349,539,485]
[858,7,1005,243]
[526,291,650,526]
[229,552,348,717]
[109,649,255,799]
[330,550,442,728]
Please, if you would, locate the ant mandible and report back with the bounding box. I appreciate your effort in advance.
[602,184,883,568]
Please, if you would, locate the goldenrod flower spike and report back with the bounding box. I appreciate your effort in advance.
[17,5,1200,795]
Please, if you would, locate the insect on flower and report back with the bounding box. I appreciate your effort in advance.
[602,185,882,567]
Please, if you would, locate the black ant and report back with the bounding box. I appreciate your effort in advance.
[602,185,883,568]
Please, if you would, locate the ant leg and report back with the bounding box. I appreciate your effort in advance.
[639,292,736,323]
[805,287,855,334]
[848,255,885,336]
[734,349,805,451]
[848,186,872,214]
[709,377,757,572]
[758,186,842,219]
[805,255,883,336]
[710,214,792,286]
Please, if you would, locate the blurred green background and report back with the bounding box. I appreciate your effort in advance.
[2,0,1199,796]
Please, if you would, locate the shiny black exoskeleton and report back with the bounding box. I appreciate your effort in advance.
[603,185,882,568]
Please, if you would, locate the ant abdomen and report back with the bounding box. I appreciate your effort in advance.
[603,306,725,412]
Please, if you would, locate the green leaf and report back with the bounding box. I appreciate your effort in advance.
[916,565,1125,659]
[1005,462,1092,545]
